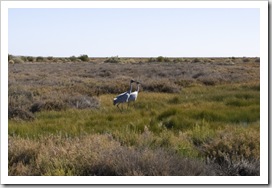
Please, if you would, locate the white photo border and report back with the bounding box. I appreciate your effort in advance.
[1,0,268,185]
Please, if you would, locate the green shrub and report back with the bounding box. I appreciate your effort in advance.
[26,56,34,62]
[192,58,201,63]
[78,54,89,62]
[148,58,156,62]
[200,126,260,175]
[69,56,77,62]
[156,56,170,62]
[13,58,24,64]
[143,80,180,93]
[8,107,35,121]
[8,135,213,176]
[47,56,53,61]
[36,56,44,62]
[20,56,28,61]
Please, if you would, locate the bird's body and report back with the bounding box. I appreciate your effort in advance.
[113,80,135,109]
[113,91,130,105]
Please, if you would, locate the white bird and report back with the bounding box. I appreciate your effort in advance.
[113,80,135,110]
[128,81,140,104]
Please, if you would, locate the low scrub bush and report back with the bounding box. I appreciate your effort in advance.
[192,72,205,79]
[8,135,213,176]
[30,100,68,113]
[198,78,218,86]
[65,95,100,109]
[148,58,156,62]
[157,56,170,62]
[192,58,201,63]
[36,56,44,62]
[243,57,250,62]
[9,86,34,110]
[69,56,77,62]
[194,125,260,175]
[174,79,195,87]
[47,56,54,61]
[8,107,35,121]
[30,95,100,113]
[26,56,34,62]
[12,58,24,64]
[104,56,121,63]
[78,55,89,62]
[143,80,180,93]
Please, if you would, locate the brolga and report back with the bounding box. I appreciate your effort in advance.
[128,81,141,106]
[113,80,135,111]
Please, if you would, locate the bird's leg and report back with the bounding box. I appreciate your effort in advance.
[117,104,122,112]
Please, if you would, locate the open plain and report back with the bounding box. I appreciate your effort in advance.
[8,56,260,176]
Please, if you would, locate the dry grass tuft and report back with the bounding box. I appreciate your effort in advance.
[8,134,213,176]
[143,80,181,93]
[8,107,35,121]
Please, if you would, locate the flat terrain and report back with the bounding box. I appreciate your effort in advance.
[8,57,260,176]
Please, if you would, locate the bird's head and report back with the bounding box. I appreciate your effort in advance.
[130,79,135,83]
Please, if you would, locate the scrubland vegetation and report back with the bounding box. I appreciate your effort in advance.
[8,56,260,176]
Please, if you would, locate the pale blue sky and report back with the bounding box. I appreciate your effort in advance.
[8,8,260,57]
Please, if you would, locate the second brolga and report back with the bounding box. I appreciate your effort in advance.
[128,81,141,106]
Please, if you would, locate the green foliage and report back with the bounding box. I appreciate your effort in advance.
[78,54,89,62]
[157,56,170,62]
[47,56,53,61]
[69,56,77,62]
[36,56,44,62]
[13,58,24,64]
[148,57,156,62]
[157,56,164,62]
[157,108,177,121]
[26,56,34,62]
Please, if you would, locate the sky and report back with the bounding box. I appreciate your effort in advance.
[8,8,260,57]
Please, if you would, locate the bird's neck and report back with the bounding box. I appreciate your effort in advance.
[137,84,140,92]
[129,82,133,93]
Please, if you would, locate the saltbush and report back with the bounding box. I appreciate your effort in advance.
[78,55,89,62]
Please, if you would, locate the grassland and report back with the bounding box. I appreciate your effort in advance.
[8,56,260,176]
